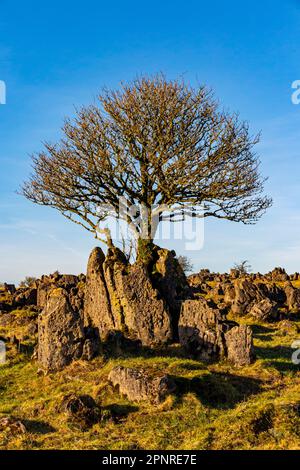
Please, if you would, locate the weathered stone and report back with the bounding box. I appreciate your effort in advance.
[270,267,289,282]
[38,288,84,372]
[60,393,101,429]
[231,279,263,315]
[108,366,176,403]
[225,325,255,366]
[154,248,190,314]
[249,298,280,321]
[3,283,16,294]
[0,416,27,434]
[13,287,37,307]
[102,247,173,347]
[178,298,230,360]
[81,337,99,361]
[284,284,300,312]
[84,247,116,341]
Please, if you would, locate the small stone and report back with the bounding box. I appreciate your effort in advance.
[108,366,176,404]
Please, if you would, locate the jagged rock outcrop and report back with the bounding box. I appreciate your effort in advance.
[37,273,81,309]
[84,247,115,340]
[230,279,264,316]
[225,325,254,366]
[154,248,190,317]
[38,288,85,372]
[84,246,173,347]
[108,366,176,403]
[0,416,27,434]
[269,267,289,282]
[178,298,254,365]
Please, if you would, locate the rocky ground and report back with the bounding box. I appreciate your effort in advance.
[1,253,300,450]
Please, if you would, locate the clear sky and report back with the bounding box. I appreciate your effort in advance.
[1,0,300,283]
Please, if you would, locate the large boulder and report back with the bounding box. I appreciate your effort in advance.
[108,366,176,403]
[178,298,254,366]
[178,298,230,361]
[104,252,172,347]
[230,279,263,315]
[37,273,80,309]
[38,288,85,372]
[84,246,173,348]
[225,325,255,366]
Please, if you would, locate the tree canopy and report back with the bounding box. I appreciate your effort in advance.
[22,75,272,246]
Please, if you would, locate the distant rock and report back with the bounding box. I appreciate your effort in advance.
[284,283,300,312]
[13,287,37,307]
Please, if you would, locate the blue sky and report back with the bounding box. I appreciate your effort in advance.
[0,0,300,283]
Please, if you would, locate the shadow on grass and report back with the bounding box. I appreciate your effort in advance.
[251,324,274,342]
[255,345,298,372]
[22,419,56,434]
[171,372,263,410]
[103,403,139,421]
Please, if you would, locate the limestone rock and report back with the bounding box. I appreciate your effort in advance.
[284,284,300,312]
[249,298,280,321]
[84,247,115,340]
[0,416,27,434]
[225,325,255,366]
[38,288,84,372]
[60,393,101,429]
[178,298,230,360]
[154,248,190,315]
[13,287,37,307]
[108,366,176,403]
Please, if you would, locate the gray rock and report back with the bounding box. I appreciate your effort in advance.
[60,393,101,429]
[84,247,115,340]
[249,298,280,321]
[225,325,255,366]
[178,298,229,361]
[108,366,176,403]
[38,288,84,372]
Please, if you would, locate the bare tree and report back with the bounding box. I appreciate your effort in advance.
[233,260,252,275]
[22,75,272,256]
[177,255,194,274]
[19,276,37,288]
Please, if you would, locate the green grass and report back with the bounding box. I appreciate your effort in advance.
[1,316,300,449]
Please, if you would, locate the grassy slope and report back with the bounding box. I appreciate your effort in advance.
[1,314,300,450]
